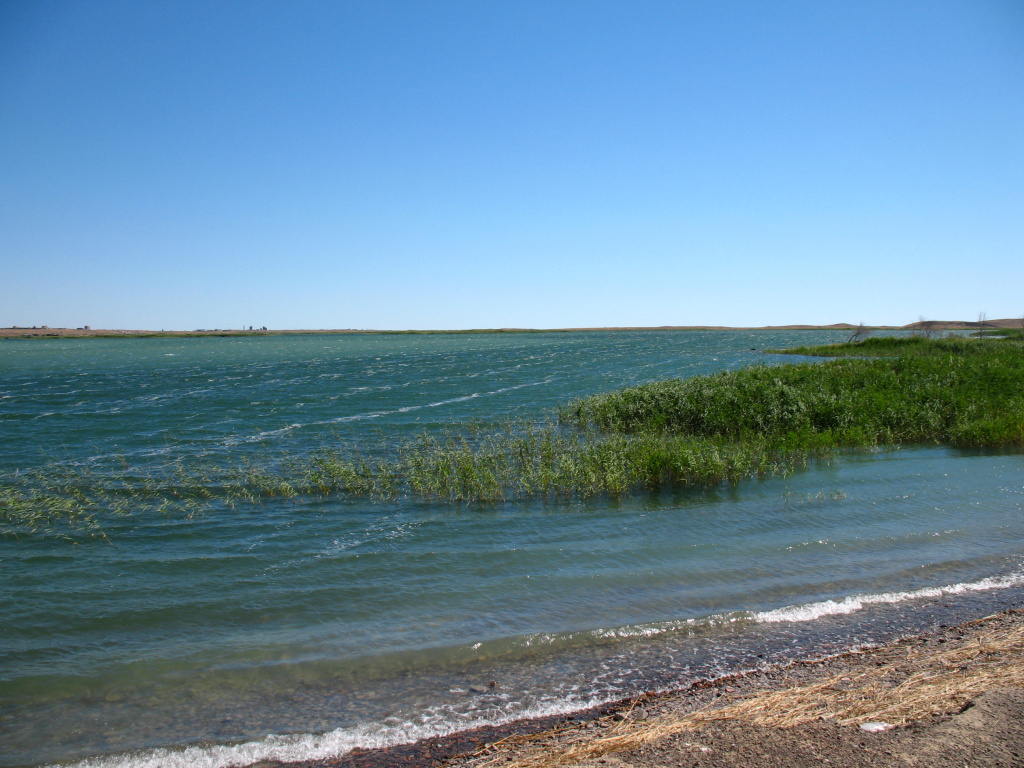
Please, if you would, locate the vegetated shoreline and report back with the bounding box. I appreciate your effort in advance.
[3,335,1024,539]
[279,607,1024,768]
[2,319,1023,339]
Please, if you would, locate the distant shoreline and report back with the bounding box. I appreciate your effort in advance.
[2,319,1020,339]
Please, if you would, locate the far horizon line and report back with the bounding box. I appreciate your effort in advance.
[3,318,1021,339]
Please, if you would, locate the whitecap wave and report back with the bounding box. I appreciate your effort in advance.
[50,696,602,768]
[228,423,304,444]
[48,567,1024,768]
[754,569,1024,623]
[324,378,554,424]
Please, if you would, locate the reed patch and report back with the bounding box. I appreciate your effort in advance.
[4,336,1022,538]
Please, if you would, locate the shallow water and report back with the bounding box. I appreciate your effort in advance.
[1,331,1022,767]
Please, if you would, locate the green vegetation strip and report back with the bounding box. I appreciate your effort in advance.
[565,336,1024,448]
[3,337,1023,538]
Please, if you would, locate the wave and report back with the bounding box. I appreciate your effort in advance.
[49,565,1024,768]
[49,696,603,768]
[324,378,555,424]
[230,377,557,440]
[753,569,1024,623]
[228,423,305,445]
[483,567,1024,654]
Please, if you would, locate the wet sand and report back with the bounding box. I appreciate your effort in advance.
[285,609,1024,768]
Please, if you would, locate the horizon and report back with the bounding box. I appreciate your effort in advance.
[4,317,1021,337]
[3,2,1023,330]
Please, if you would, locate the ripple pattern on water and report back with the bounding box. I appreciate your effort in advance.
[1,331,1023,767]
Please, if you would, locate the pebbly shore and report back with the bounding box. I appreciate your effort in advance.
[278,608,1024,768]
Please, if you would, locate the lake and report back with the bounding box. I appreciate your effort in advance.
[2,331,1022,767]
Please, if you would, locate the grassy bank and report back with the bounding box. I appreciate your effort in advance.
[3,336,1022,537]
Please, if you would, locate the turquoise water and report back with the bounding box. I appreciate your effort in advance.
[1,332,1023,767]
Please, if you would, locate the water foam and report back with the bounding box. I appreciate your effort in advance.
[323,378,554,424]
[230,423,304,444]
[753,569,1024,624]
[50,696,602,768]
[71,568,1024,768]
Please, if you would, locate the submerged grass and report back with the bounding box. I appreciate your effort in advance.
[4,336,1022,537]
[0,428,808,538]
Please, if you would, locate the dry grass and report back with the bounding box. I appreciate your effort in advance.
[466,613,1024,768]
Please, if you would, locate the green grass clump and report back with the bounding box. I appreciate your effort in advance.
[563,337,1024,449]
[378,426,800,500]
[773,335,995,358]
[4,336,1022,537]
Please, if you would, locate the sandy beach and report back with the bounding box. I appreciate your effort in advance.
[291,608,1024,768]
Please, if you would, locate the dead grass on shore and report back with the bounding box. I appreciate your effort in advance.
[469,614,1024,768]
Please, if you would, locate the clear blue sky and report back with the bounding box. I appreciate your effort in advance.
[2,1,1022,330]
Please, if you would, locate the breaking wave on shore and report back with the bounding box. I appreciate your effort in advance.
[50,567,1024,768]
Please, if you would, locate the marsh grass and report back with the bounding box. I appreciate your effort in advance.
[774,335,990,357]
[565,337,1024,448]
[0,427,808,538]
[4,337,1022,537]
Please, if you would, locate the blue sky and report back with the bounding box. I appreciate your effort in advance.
[2,1,1022,330]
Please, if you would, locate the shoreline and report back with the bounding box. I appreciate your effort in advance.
[2,320,1021,339]
[283,607,1024,768]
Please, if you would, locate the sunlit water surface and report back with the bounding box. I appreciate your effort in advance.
[1,332,1022,767]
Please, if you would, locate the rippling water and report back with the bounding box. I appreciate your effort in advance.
[1,331,1022,767]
